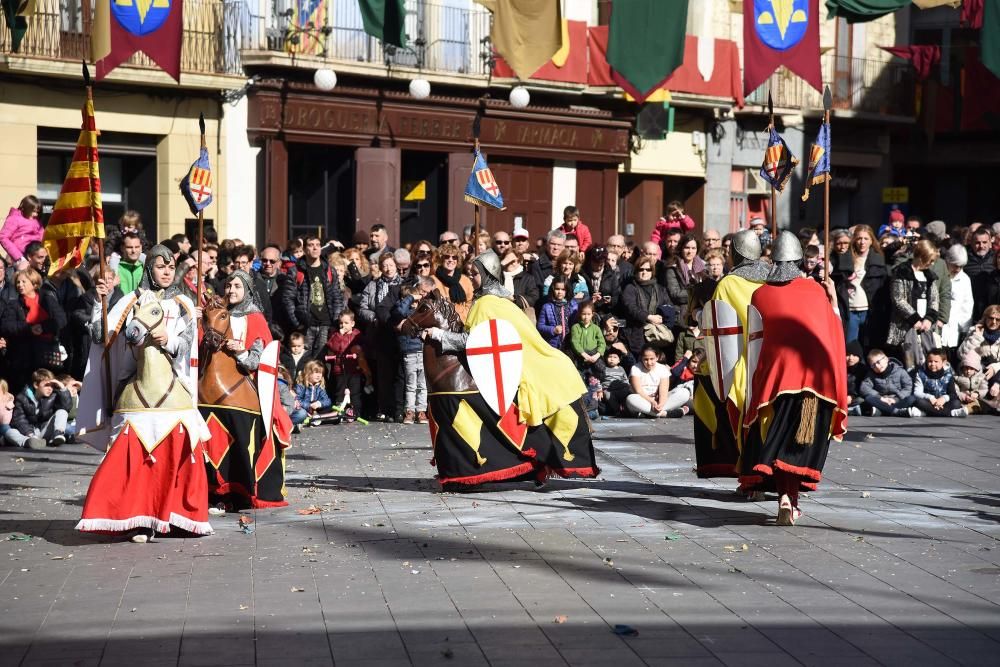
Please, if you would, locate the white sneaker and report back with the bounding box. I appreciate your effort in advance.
[950,407,968,418]
[908,406,924,417]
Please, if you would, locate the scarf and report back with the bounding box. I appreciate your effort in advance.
[635,277,660,315]
[374,273,401,304]
[984,328,1000,345]
[677,256,705,286]
[435,266,466,303]
[503,264,523,294]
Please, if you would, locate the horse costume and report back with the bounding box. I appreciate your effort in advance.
[405,250,599,488]
[199,271,290,509]
[76,247,213,538]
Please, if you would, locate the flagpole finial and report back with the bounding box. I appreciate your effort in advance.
[198,112,205,136]
[82,61,91,87]
[823,86,832,112]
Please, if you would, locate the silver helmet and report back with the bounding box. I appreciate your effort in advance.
[771,231,803,263]
[473,249,503,283]
[731,229,762,262]
[472,249,511,298]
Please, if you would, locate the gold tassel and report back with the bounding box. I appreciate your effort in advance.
[795,394,818,446]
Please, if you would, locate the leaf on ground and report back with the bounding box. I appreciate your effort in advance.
[297,505,323,515]
[553,615,568,624]
[238,515,254,526]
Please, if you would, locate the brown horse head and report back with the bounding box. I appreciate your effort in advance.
[201,295,231,352]
[401,289,463,337]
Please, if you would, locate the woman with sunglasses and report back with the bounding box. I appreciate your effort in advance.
[432,245,474,321]
[620,256,672,357]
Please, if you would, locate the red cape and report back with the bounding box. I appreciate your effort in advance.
[743,279,848,439]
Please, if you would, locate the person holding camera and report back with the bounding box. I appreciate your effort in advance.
[5,368,71,449]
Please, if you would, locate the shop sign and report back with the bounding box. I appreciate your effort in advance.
[881,187,909,204]
[402,180,426,201]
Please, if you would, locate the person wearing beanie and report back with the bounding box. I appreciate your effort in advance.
[955,351,986,414]
[878,207,907,239]
[846,339,868,417]
[942,244,974,359]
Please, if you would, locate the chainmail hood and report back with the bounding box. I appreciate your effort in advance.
[225,269,264,317]
[767,261,803,283]
[138,244,183,298]
[473,250,512,298]
[730,258,772,282]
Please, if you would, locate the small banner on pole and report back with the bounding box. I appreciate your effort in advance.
[464,149,506,211]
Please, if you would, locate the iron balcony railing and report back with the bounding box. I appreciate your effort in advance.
[250,0,492,76]
[747,54,916,116]
[0,0,247,75]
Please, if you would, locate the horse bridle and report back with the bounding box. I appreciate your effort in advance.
[200,308,254,402]
[128,304,179,409]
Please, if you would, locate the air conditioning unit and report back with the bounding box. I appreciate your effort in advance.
[745,169,770,195]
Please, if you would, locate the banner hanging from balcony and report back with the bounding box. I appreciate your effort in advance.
[760,126,798,193]
[44,92,105,276]
[2,0,35,52]
[801,121,830,201]
[825,0,908,23]
[983,0,1000,80]
[606,0,688,103]
[359,0,406,48]
[743,0,821,97]
[475,0,562,81]
[91,0,183,83]
[287,0,327,55]
[464,150,505,211]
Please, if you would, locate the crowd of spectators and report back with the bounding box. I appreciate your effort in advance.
[1,194,999,448]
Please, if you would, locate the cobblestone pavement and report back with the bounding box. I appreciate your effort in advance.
[0,416,998,666]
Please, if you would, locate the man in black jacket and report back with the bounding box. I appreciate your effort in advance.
[255,244,291,329]
[967,228,995,318]
[284,236,345,360]
[528,229,565,287]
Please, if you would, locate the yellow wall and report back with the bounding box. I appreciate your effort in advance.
[622,131,707,178]
[0,80,229,239]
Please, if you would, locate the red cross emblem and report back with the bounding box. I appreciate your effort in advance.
[476,168,500,197]
[466,318,524,416]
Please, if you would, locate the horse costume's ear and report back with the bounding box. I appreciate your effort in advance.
[207,295,226,311]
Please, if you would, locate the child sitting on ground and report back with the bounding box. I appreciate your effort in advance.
[569,301,606,377]
[912,348,965,417]
[6,369,72,449]
[661,348,705,418]
[845,341,868,416]
[859,349,915,417]
[599,349,631,417]
[537,279,577,349]
[279,331,310,382]
[292,360,332,427]
[954,351,987,415]
[276,365,296,422]
[0,380,13,444]
[55,374,82,442]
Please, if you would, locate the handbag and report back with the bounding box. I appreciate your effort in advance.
[643,322,674,346]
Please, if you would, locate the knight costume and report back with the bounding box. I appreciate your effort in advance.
[200,270,291,509]
[693,230,769,481]
[739,232,848,524]
[426,250,600,488]
[76,245,213,540]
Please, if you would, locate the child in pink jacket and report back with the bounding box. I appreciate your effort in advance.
[650,200,695,246]
[1,195,44,265]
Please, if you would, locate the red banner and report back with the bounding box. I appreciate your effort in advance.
[95,0,183,82]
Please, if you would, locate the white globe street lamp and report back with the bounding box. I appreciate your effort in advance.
[409,78,431,100]
[313,68,337,92]
[509,86,530,109]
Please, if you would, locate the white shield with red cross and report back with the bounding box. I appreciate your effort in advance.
[744,304,764,414]
[466,318,523,417]
[257,340,280,441]
[700,299,743,401]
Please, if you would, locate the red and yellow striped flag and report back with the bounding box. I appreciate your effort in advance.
[43,92,104,275]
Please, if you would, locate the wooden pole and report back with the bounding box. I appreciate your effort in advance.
[196,113,207,308]
[83,62,113,420]
[822,86,833,280]
[473,137,481,247]
[768,91,777,239]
